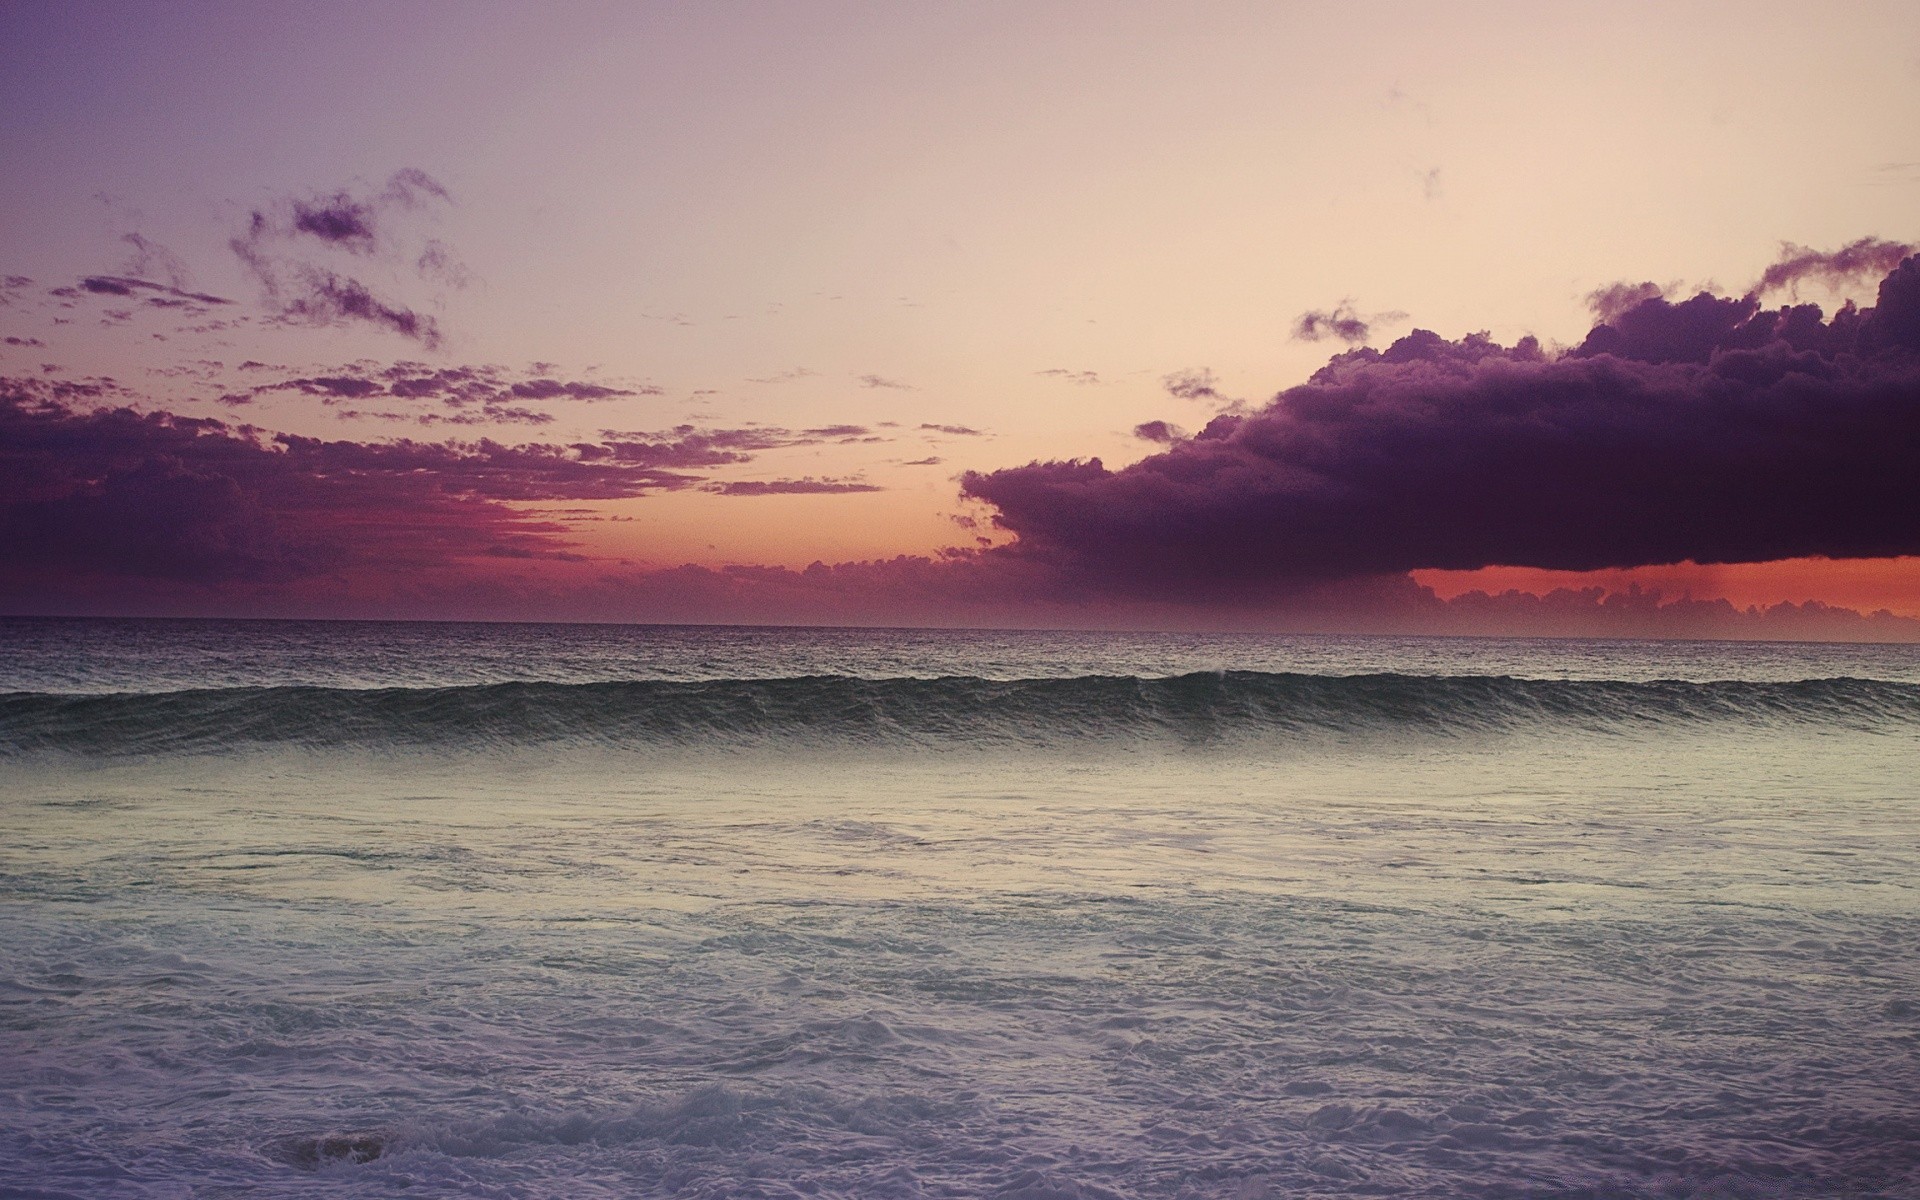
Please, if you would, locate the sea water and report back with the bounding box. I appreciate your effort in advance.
[2,618,1918,1198]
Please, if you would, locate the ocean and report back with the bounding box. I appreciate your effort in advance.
[2,618,1918,1198]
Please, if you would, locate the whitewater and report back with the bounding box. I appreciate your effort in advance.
[3,619,1918,1198]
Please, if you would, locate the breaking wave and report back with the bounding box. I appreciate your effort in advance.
[3,671,1918,756]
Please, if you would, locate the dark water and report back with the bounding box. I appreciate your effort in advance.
[3,619,1918,1197]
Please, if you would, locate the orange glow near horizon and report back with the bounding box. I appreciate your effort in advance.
[1413,558,1920,620]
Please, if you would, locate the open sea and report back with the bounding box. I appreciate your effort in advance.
[2,617,1919,1199]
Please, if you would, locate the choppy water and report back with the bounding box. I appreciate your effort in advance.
[3,619,1919,1198]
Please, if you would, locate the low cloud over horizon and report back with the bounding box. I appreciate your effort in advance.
[965,249,1920,600]
[4,243,1920,641]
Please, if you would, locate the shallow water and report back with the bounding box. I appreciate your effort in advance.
[3,621,1918,1197]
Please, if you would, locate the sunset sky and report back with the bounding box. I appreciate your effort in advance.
[4,0,1919,636]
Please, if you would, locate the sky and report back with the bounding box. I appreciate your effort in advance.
[3,0,1920,637]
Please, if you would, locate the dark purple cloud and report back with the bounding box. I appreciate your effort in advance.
[420,406,553,427]
[232,362,658,423]
[0,375,889,588]
[77,276,233,306]
[269,375,386,400]
[508,378,631,401]
[1132,420,1185,444]
[1751,236,1913,298]
[291,196,378,251]
[920,423,985,436]
[277,272,441,348]
[962,254,1920,597]
[1161,368,1225,404]
[231,170,459,346]
[283,170,451,253]
[8,355,1918,642]
[1585,238,1915,326]
[1585,281,1669,324]
[1291,302,1405,345]
[592,424,870,468]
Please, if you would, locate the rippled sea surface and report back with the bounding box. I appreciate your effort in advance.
[3,618,1919,1198]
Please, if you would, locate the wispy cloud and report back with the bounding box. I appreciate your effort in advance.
[1749,236,1914,299]
[746,367,818,384]
[1035,368,1102,385]
[230,169,464,348]
[1291,301,1407,345]
[705,477,883,496]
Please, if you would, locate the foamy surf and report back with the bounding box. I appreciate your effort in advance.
[3,621,1917,1197]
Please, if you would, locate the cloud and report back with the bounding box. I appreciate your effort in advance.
[77,276,232,306]
[857,374,912,389]
[705,478,884,496]
[1750,236,1913,298]
[234,361,656,420]
[118,233,192,289]
[231,169,460,347]
[382,167,453,208]
[0,375,893,588]
[507,378,634,401]
[9,353,1919,643]
[420,406,553,427]
[284,169,451,253]
[1292,302,1406,345]
[592,425,817,469]
[1161,368,1227,404]
[920,423,985,436]
[271,375,385,400]
[415,240,471,288]
[291,196,378,251]
[275,270,441,348]
[961,252,1920,598]
[1132,420,1185,444]
[1585,280,1670,324]
[1426,585,1920,643]
[1588,239,1919,325]
[1036,369,1102,385]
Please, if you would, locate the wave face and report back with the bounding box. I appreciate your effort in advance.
[5,671,1918,756]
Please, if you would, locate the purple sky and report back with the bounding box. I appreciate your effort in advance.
[3,1,1919,637]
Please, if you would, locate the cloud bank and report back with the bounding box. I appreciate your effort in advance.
[7,244,1920,640]
[963,253,1920,599]
[0,375,886,587]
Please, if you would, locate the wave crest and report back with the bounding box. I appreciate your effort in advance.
[3,672,1917,757]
